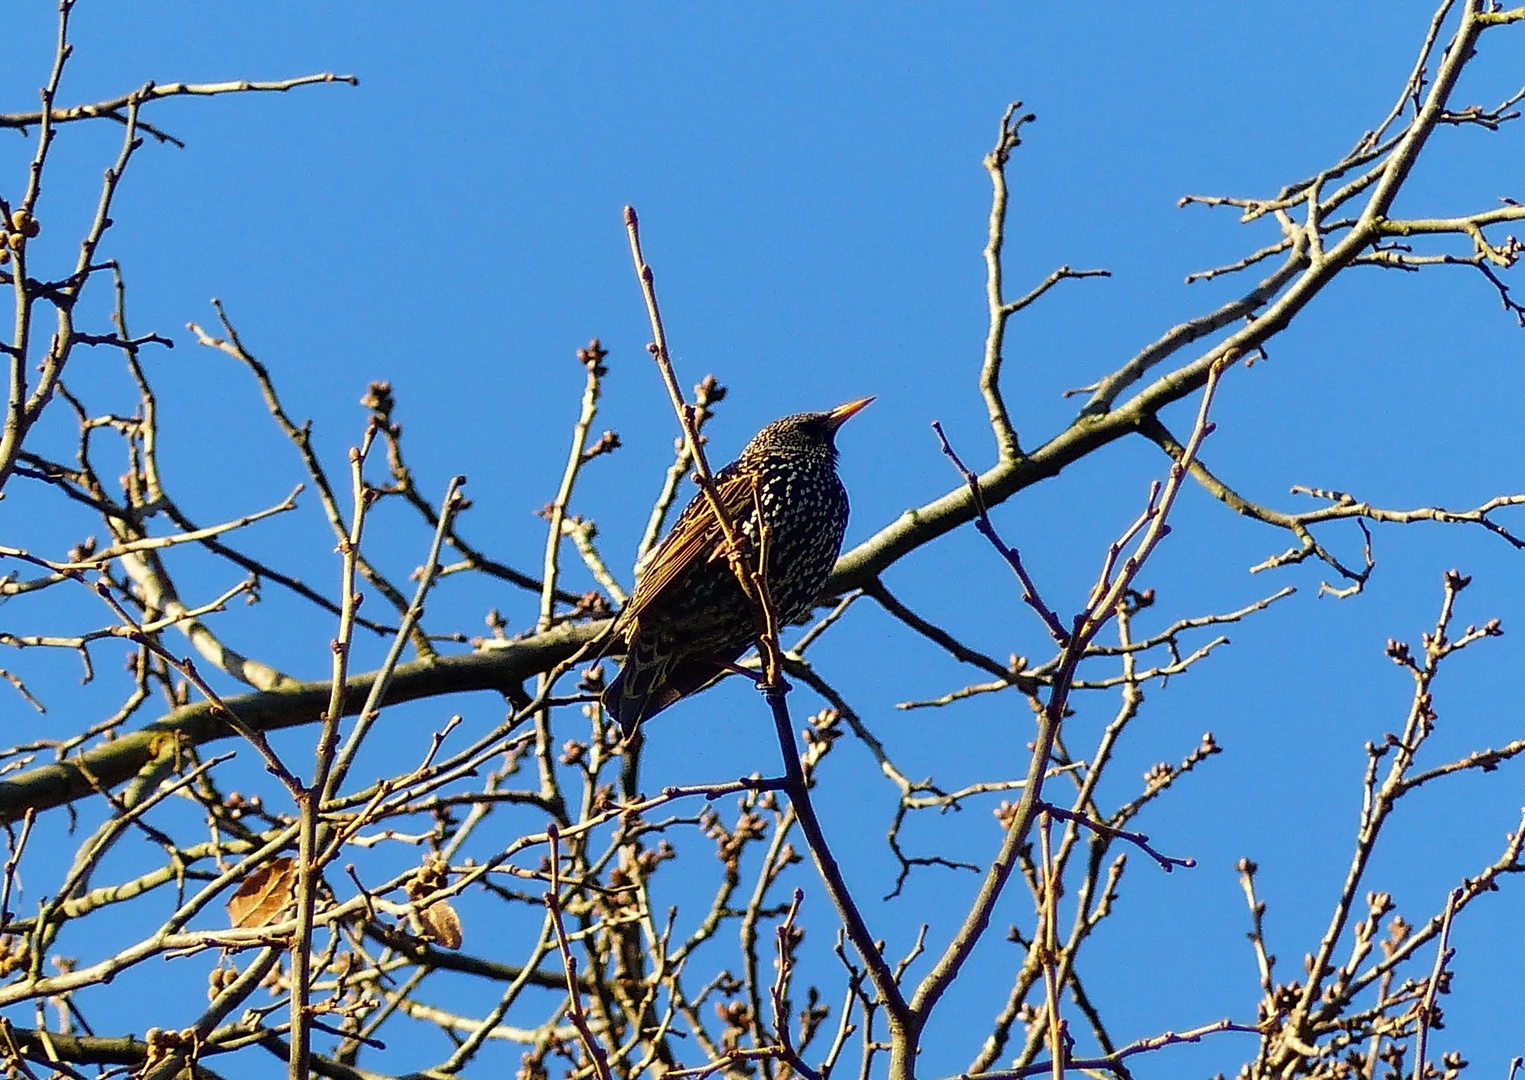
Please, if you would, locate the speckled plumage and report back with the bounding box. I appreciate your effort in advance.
[603,399,872,735]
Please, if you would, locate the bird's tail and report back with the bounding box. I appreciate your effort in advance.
[601,634,669,737]
[601,639,737,738]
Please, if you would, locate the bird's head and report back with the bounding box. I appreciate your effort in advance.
[739,397,874,465]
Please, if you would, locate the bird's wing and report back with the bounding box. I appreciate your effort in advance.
[615,472,756,633]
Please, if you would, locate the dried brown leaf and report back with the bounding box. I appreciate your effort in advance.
[421,899,463,949]
[227,856,298,929]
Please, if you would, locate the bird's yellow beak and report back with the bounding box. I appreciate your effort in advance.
[825,396,875,430]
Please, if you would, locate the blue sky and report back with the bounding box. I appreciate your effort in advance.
[3,4,1523,1078]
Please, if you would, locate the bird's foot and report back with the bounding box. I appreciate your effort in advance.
[757,676,792,699]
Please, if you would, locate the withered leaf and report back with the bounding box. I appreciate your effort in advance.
[227,856,298,929]
[420,899,463,949]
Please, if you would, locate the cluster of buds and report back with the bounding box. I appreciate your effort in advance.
[715,1000,752,1052]
[0,209,39,264]
[800,708,842,778]
[1254,978,1304,1025]
[207,961,240,1001]
[577,337,608,377]
[589,781,616,813]
[222,790,263,821]
[576,663,605,694]
[568,590,612,618]
[141,1027,198,1070]
[516,1043,552,1080]
[0,936,25,977]
[407,855,463,949]
[559,739,588,767]
[632,839,675,877]
[699,803,768,870]
[580,431,621,464]
[1379,912,1412,960]
[1142,759,1175,795]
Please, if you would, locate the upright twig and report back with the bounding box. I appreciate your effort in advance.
[539,341,610,633]
[1036,814,1064,1080]
[290,424,378,1080]
[979,102,1109,464]
[1411,886,1462,1080]
[547,823,615,1080]
[623,208,784,682]
[624,207,912,1034]
[909,356,1232,1055]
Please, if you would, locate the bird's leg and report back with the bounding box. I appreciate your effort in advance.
[718,660,766,684]
[723,659,794,696]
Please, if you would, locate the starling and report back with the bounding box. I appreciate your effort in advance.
[603,398,873,735]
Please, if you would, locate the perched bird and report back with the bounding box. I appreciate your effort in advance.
[602,398,873,735]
